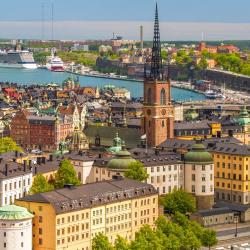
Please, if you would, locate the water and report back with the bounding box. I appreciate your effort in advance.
[0,68,205,101]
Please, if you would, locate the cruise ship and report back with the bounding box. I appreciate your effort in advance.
[0,50,37,69]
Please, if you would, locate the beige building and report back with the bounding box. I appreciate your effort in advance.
[16,178,158,250]
[184,141,214,210]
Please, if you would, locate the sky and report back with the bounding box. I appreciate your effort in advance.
[1,0,250,40]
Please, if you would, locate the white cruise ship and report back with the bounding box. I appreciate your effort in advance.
[0,50,37,69]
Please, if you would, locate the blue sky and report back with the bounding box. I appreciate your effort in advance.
[1,0,250,40]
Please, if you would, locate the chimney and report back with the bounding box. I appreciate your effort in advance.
[64,184,74,189]
[29,160,32,170]
[37,157,41,165]
[42,157,46,164]
[5,164,8,176]
[155,149,159,155]
[217,131,221,138]
[23,160,27,172]
[49,155,53,162]
[98,153,102,159]
[34,166,37,175]
[228,129,234,137]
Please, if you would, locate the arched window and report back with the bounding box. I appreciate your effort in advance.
[147,88,152,104]
[160,88,166,105]
[162,120,165,127]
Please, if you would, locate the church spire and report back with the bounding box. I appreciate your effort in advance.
[150,2,163,80]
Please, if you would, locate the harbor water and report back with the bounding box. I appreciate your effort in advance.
[0,68,206,101]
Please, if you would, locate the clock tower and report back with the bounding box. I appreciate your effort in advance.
[142,3,174,147]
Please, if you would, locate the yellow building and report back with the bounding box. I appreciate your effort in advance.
[209,142,250,204]
[16,178,158,250]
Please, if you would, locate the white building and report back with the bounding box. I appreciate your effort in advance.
[0,161,32,206]
[68,153,95,184]
[0,205,33,250]
[184,141,214,210]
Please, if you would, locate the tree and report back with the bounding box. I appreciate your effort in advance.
[0,137,22,154]
[29,174,54,194]
[160,189,196,214]
[197,57,208,70]
[130,225,163,250]
[182,230,201,250]
[201,229,218,250]
[54,159,80,189]
[114,235,130,250]
[92,233,114,250]
[124,161,149,182]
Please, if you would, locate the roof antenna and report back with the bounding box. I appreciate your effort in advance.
[51,1,54,41]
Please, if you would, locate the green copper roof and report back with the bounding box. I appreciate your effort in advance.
[0,205,33,220]
[184,141,213,163]
[107,149,136,170]
[237,106,250,126]
[185,105,199,121]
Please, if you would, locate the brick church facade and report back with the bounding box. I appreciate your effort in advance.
[142,4,174,147]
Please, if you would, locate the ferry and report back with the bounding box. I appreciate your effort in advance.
[46,49,65,72]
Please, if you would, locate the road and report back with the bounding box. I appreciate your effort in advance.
[217,226,250,237]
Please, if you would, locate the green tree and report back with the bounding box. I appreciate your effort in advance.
[114,235,130,250]
[130,225,163,250]
[197,57,208,70]
[92,233,114,250]
[124,161,149,182]
[29,174,54,194]
[0,137,22,154]
[54,159,80,189]
[182,230,201,250]
[201,229,218,250]
[160,189,196,214]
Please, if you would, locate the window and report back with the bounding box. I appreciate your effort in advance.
[147,88,152,104]
[39,228,43,235]
[38,216,43,223]
[21,242,23,248]
[202,165,206,171]
[38,206,42,211]
[202,175,206,181]
[192,174,195,181]
[160,88,166,105]
[202,186,206,193]
[192,165,195,171]
[192,185,195,193]
[39,239,43,245]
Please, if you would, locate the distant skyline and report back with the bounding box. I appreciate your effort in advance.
[1,0,250,40]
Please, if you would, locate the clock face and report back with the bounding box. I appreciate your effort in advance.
[147,109,151,115]
[161,109,166,115]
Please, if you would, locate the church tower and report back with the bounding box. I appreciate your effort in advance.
[142,3,174,147]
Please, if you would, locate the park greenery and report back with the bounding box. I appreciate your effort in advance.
[160,189,196,215]
[29,159,80,194]
[92,213,218,250]
[0,137,22,154]
[33,50,98,66]
[124,161,149,182]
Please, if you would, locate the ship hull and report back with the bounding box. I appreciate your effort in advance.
[0,62,37,69]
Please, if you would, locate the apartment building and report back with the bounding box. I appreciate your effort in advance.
[16,178,158,250]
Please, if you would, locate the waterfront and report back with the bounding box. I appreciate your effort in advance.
[0,68,206,101]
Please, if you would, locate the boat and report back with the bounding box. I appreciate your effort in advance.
[0,50,37,69]
[46,49,65,72]
[205,90,225,99]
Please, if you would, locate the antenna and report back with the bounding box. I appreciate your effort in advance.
[51,1,54,41]
[41,2,45,40]
[201,32,204,42]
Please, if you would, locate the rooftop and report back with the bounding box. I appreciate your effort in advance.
[19,179,157,214]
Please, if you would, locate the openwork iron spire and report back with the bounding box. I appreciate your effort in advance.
[150,3,163,80]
